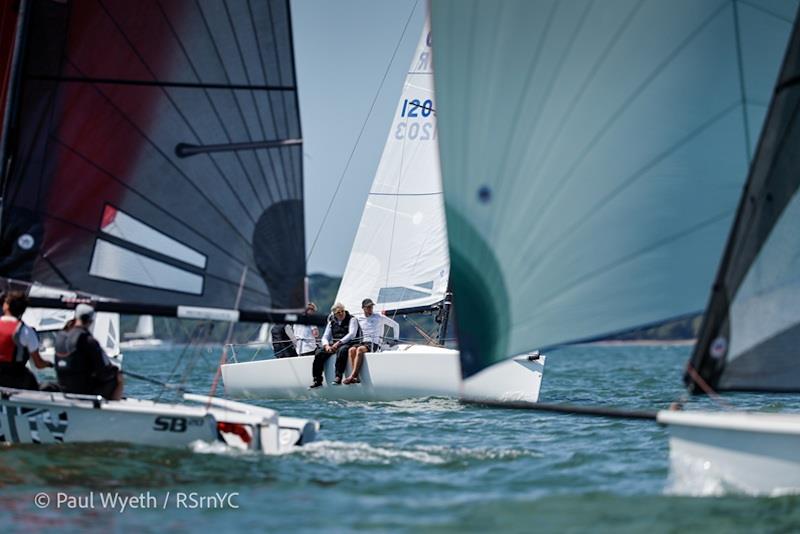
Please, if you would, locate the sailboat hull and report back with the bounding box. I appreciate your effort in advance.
[658,410,800,495]
[0,388,318,454]
[221,345,545,402]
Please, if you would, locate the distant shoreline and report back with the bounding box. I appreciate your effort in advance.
[586,339,696,347]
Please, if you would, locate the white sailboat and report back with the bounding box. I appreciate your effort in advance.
[23,284,123,368]
[0,0,318,453]
[658,8,800,495]
[429,0,798,493]
[221,19,546,402]
[120,315,165,350]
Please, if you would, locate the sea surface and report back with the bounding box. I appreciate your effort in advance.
[2,343,799,533]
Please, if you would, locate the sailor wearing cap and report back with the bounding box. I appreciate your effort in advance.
[343,298,384,385]
[54,304,124,400]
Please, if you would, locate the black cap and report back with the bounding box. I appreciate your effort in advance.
[361,298,375,308]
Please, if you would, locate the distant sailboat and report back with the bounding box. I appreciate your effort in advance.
[121,315,165,350]
[0,0,319,452]
[222,18,546,401]
[430,0,797,493]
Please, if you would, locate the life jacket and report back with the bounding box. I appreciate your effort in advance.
[328,311,362,343]
[0,319,30,367]
[271,324,298,358]
[54,327,91,393]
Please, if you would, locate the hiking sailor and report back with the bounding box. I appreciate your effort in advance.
[0,291,52,390]
[54,304,124,400]
[343,298,384,385]
[293,302,319,356]
[309,302,360,388]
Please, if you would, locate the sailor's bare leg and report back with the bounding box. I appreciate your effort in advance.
[347,345,357,372]
[111,372,124,400]
[351,345,368,378]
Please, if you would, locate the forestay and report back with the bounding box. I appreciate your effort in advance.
[689,11,800,392]
[336,20,449,313]
[0,0,306,312]
[431,0,797,377]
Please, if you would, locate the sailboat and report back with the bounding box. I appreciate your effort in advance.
[429,0,798,493]
[24,284,123,368]
[0,0,320,453]
[657,9,800,494]
[120,315,165,350]
[221,19,546,401]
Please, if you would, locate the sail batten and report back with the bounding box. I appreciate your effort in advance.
[432,0,798,378]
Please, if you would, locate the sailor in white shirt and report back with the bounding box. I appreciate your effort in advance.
[343,298,383,385]
[293,302,320,355]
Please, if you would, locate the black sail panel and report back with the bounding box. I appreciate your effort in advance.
[0,0,305,311]
[688,12,800,392]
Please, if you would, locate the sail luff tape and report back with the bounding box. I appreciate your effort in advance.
[177,306,240,322]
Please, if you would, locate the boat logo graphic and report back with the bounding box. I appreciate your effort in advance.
[709,337,728,359]
[0,405,68,444]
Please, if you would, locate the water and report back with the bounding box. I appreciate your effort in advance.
[2,344,800,532]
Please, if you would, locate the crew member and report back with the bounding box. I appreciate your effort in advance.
[54,304,123,400]
[0,291,51,390]
[309,302,359,388]
[293,302,320,356]
[344,298,384,385]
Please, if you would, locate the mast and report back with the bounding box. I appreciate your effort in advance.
[436,284,452,345]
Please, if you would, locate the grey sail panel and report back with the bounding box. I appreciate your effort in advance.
[431,0,797,378]
[0,0,305,311]
[689,13,800,391]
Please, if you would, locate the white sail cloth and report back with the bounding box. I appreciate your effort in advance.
[431,0,797,375]
[336,22,449,313]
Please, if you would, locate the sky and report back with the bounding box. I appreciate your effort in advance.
[291,0,425,276]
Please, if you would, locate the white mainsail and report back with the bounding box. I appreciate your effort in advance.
[336,21,449,313]
[430,0,797,377]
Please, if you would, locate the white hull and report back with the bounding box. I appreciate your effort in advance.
[0,387,317,454]
[221,345,545,402]
[658,410,800,495]
[119,338,167,350]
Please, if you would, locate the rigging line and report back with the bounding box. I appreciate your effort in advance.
[51,137,253,267]
[153,0,265,219]
[529,209,734,312]
[490,0,592,232]
[306,0,420,262]
[148,3,266,220]
[731,0,752,161]
[507,0,730,235]
[80,11,261,233]
[508,100,742,277]
[369,191,442,196]
[199,0,273,208]
[460,398,658,421]
[248,0,290,203]
[25,75,295,92]
[266,0,295,199]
